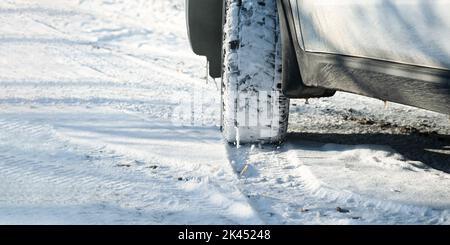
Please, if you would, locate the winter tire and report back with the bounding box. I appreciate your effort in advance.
[221,0,289,144]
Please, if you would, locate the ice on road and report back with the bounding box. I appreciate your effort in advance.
[0,0,449,224]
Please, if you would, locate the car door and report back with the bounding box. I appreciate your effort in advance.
[290,0,450,70]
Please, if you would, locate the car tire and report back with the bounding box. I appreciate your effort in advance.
[221,0,289,144]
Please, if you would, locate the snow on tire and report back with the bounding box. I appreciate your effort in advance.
[221,0,289,144]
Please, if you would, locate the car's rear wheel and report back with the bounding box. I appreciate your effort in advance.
[221,0,289,144]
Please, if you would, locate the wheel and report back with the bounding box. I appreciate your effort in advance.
[221,0,289,144]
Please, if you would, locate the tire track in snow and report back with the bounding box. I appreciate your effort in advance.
[227,143,449,224]
[17,1,205,88]
[0,120,146,194]
[0,111,262,224]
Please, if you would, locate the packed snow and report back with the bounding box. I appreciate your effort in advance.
[0,0,449,224]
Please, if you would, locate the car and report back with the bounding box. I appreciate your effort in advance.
[186,0,450,144]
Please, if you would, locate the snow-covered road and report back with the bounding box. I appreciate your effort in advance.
[0,0,449,224]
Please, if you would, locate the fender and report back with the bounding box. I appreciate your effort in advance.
[186,0,224,78]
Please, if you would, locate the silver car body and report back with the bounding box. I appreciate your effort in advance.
[290,0,450,70]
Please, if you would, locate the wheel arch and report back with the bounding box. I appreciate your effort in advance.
[277,0,336,98]
[186,0,334,99]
